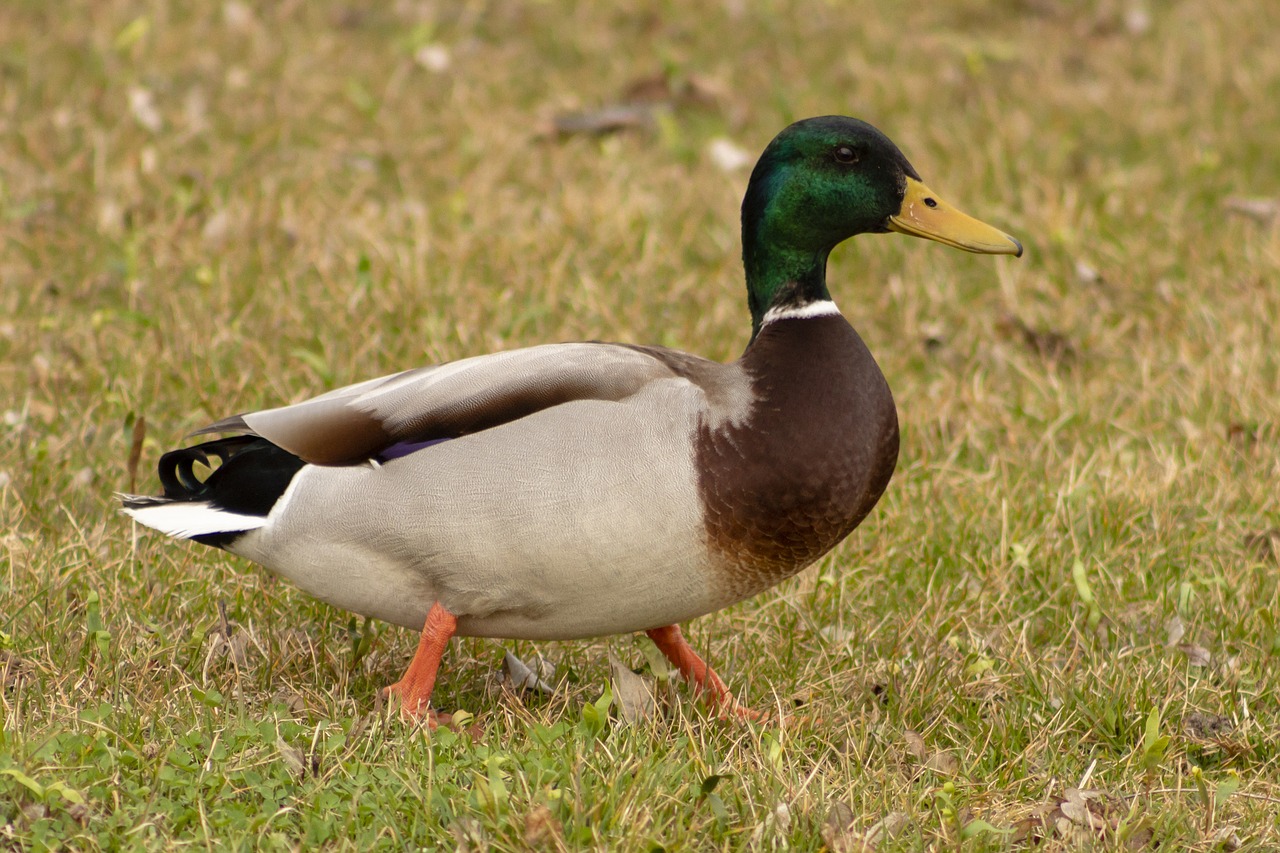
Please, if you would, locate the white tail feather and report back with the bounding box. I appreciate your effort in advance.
[121,499,267,540]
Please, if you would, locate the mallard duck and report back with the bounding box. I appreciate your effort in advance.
[122,116,1021,725]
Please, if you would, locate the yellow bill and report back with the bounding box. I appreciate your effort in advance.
[888,177,1023,256]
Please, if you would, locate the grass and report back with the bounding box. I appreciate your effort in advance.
[3,0,1280,848]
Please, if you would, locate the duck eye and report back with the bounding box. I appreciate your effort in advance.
[833,145,858,164]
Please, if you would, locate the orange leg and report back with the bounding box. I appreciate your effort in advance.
[646,624,763,722]
[382,601,457,726]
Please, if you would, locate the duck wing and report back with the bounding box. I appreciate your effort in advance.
[194,342,680,465]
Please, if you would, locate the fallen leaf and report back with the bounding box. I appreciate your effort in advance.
[619,71,724,108]
[549,104,659,137]
[548,70,724,139]
[903,730,927,761]
[820,801,858,852]
[997,312,1076,362]
[1163,614,1185,646]
[864,811,911,847]
[1209,824,1242,850]
[1176,643,1212,667]
[1223,196,1279,224]
[925,750,959,776]
[499,650,557,694]
[275,737,310,780]
[1010,805,1056,844]
[609,654,655,723]
[1184,711,1233,739]
[903,729,956,776]
[1243,529,1280,563]
[1059,798,1089,825]
[620,72,676,104]
[66,799,91,825]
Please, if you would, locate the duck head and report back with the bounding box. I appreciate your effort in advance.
[741,116,1022,337]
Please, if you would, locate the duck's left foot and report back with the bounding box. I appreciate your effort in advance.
[382,601,458,725]
[646,624,781,724]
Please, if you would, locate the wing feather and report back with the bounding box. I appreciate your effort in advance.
[196,343,678,465]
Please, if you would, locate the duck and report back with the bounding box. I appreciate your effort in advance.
[122,116,1021,726]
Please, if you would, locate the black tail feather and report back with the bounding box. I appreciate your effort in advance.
[156,436,306,517]
[159,435,263,498]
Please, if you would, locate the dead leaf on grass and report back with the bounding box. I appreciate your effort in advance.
[1209,824,1243,850]
[821,801,858,852]
[276,736,315,781]
[1183,713,1248,761]
[903,729,958,777]
[1013,787,1155,849]
[997,312,1076,363]
[621,71,724,107]
[1223,196,1279,224]
[864,811,911,847]
[498,650,558,694]
[903,729,927,761]
[547,70,725,138]
[1243,529,1280,563]
[1164,614,1185,646]
[1176,643,1212,667]
[609,653,655,723]
[549,104,658,137]
[66,799,91,825]
[821,802,910,852]
[1184,711,1234,740]
[925,750,959,776]
[1227,421,1277,452]
[273,689,308,716]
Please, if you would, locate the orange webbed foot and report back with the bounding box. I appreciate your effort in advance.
[381,601,458,726]
[646,623,792,725]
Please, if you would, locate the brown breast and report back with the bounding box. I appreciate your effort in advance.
[695,313,899,602]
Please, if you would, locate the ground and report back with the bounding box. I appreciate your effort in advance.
[2,0,1279,849]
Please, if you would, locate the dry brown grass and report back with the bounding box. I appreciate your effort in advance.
[3,0,1280,848]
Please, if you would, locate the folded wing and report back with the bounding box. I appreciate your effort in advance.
[194,342,678,465]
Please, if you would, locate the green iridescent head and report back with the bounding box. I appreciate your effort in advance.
[741,116,1022,335]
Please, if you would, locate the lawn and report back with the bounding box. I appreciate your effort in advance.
[2,0,1279,849]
